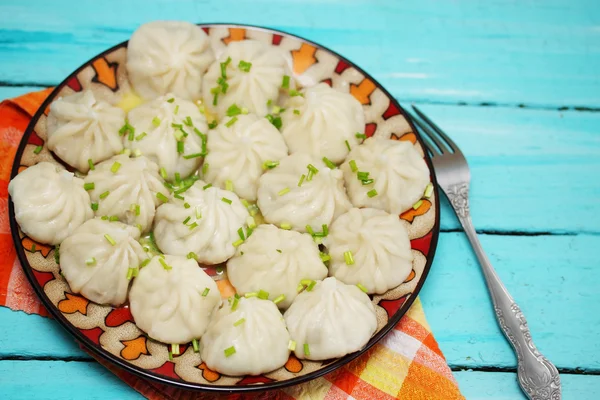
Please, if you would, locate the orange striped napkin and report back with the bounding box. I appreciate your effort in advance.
[0,89,464,400]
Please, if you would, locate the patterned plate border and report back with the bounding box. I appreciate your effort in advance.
[8,23,440,392]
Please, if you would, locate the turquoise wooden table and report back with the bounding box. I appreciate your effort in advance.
[1,1,599,398]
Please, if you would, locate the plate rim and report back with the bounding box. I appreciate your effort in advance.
[8,22,441,393]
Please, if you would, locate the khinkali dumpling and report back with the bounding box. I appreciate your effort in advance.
[324,208,413,294]
[129,255,221,344]
[201,297,290,376]
[125,94,208,181]
[8,162,93,245]
[280,83,365,164]
[341,137,430,214]
[227,224,327,309]
[257,153,352,233]
[204,113,288,201]
[284,277,377,360]
[127,21,215,100]
[84,154,164,233]
[202,40,293,119]
[153,180,249,264]
[47,90,125,172]
[60,218,146,306]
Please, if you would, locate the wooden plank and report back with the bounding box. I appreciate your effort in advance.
[2,233,597,371]
[1,0,600,107]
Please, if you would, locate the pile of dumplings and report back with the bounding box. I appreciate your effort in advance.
[8,21,431,377]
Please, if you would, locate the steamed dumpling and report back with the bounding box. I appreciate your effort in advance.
[284,277,377,360]
[227,224,327,309]
[341,137,430,214]
[201,297,290,376]
[203,113,288,201]
[202,40,293,119]
[84,155,164,233]
[125,94,208,181]
[153,180,249,264]
[8,162,93,245]
[60,218,146,306]
[47,90,125,172]
[129,255,221,343]
[257,153,351,233]
[127,21,215,100]
[324,208,413,294]
[280,83,365,164]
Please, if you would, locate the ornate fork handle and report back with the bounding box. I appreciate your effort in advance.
[446,183,561,400]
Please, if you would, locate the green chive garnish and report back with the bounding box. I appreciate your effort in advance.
[357,283,368,293]
[202,163,209,175]
[282,75,290,89]
[98,191,109,199]
[345,140,351,151]
[322,157,336,169]
[184,116,193,127]
[258,289,269,300]
[278,187,290,196]
[110,162,121,174]
[187,252,197,260]
[85,257,96,266]
[362,179,374,185]
[33,145,43,154]
[225,180,233,191]
[289,89,303,97]
[109,216,119,222]
[159,168,167,180]
[356,133,367,140]
[188,222,198,230]
[266,114,282,129]
[87,159,95,170]
[263,160,279,170]
[104,234,116,246]
[135,132,147,141]
[208,120,218,129]
[91,203,98,211]
[293,109,300,115]
[225,116,238,127]
[280,223,292,230]
[159,257,172,270]
[244,292,258,298]
[231,295,240,311]
[367,189,378,198]
[156,192,169,202]
[177,141,184,154]
[288,340,296,351]
[298,174,306,187]
[413,199,424,210]
[320,252,331,262]
[220,57,232,78]
[234,318,246,326]
[344,250,355,265]
[126,267,135,280]
[140,259,151,268]
[183,216,191,225]
[349,160,358,172]
[167,98,175,103]
[224,346,236,358]
[226,104,242,117]
[237,227,245,240]
[202,287,210,297]
[152,117,161,126]
[203,183,212,190]
[221,197,232,205]
[273,294,285,304]
[83,182,95,191]
[232,239,244,247]
[304,343,310,356]
[246,216,256,229]
[424,183,434,198]
[174,105,179,115]
[128,129,135,141]
[183,202,191,209]
[183,152,203,160]
[357,171,369,180]
[192,339,199,352]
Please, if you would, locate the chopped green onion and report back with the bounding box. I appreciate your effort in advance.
[87,159,95,170]
[85,257,96,266]
[281,75,290,89]
[241,107,249,114]
[101,216,108,220]
[202,163,209,176]
[173,129,184,141]
[84,182,95,191]
[273,294,285,304]
[357,171,369,180]
[307,280,317,291]
[303,343,310,356]
[367,189,378,198]
[356,133,367,140]
[184,116,193,127]
[203,183,212,190]
[109,216,119,222]
[167,98,175,103]
[344,250,355,265]
[424,183,434,198]
[246,216,256,229]
[174,105,180,115]
[225,180,233,191]
[183,152,203,159]
[232,239,244,247]
[320,252,331,262]
[183,216,191,225]
[265,114,282,129]
[224,346,236,358]
[159,168,167,180]
[244,292,258,298]
[238,60,252,72]
[202,287,210,297]
[313,236,323,244]
[307,164,319,174]
[174,172,181,185]
[345,140,351,151]
[237,227,245,241]
[293,109,300,115]
[297,283,305,293]
[300,279,313,287]
[183,202,191,209]
[220,57,232,78]
[187,252,198,260]
[140,258,151,268]
[171,344,180,355]
[135,224,143,231]
[133,149,142,157]
[258,289,269,300]
[188,222,198,230]
[177,141,184,154]
[221,197,232,205]
[231,295,240,311]
[104,234,116,246]
[99,191,110,199]
[298,174,306,187]
[357,283,368,293]
[152,117,161,127]
[91,203,98,211]
[306,225,314,235]
[226,103,242,117]
[289,89,303,97]
[280,223,291,230]
[128,129,135,141]
[196,207,202,219]
[361,179,374,185]
[276,249,282,253]
[263,160,279,169]
[272,105,282,114]
[267,99,273,107]
[159,257,172,271]
[288,340,296,351]
[234,318,246,326]
[225,116,238,127]
[349,160,358,172]
[33,145,43,154]
[412,199,424,210]
[111,162,121,174]
[156,192,169,202]
[212,91,219,106]
[135,132,147,141]
[208,120,218,129]
[322,157,336,169]
[192,339,199,352]
[121,148,131,156]
[278,187,290,196]
[126,267,135,280]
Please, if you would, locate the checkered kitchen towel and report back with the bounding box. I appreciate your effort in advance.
[0,89,464,400]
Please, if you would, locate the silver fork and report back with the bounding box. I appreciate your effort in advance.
[409,105,561,400]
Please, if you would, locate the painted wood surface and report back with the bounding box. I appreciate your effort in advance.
[1,0,598,398]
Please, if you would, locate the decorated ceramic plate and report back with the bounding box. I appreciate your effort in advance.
[9,24,440,392]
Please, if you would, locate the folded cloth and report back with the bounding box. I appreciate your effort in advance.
[0,89,464,400]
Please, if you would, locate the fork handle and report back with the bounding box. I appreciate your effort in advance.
[447,183,561,400]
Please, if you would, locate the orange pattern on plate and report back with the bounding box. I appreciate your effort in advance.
[216,279,236,299]
[91,58,118,91]
[284,354,303,373]
[120,336,149,360]
[197,362,220,382]
[391,132,417,144]
[57,292,89,315]
[404,269,416,283]
[291,43,317,75]
[222,28,246,44]
[350,79,376,105]
[21,237,52,257]
[400,199,431,222]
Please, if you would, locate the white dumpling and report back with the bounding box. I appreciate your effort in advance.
[127,21,214,100]
[201,297,290,376]
[324,208,413,294]
[227,224,327,309]
[125,94,208,181]
[84,155,164,233]
[8,162,93,245]
[280,83,365,164]
[203,114,288,201]
[59,218,146,306]
[341,137,430,214]
[257,153,352,233]
[153,180,249,264]
[47,90,125,172]
[129,255,221,344]
[202,40,293,119]
[284,277,377,360]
